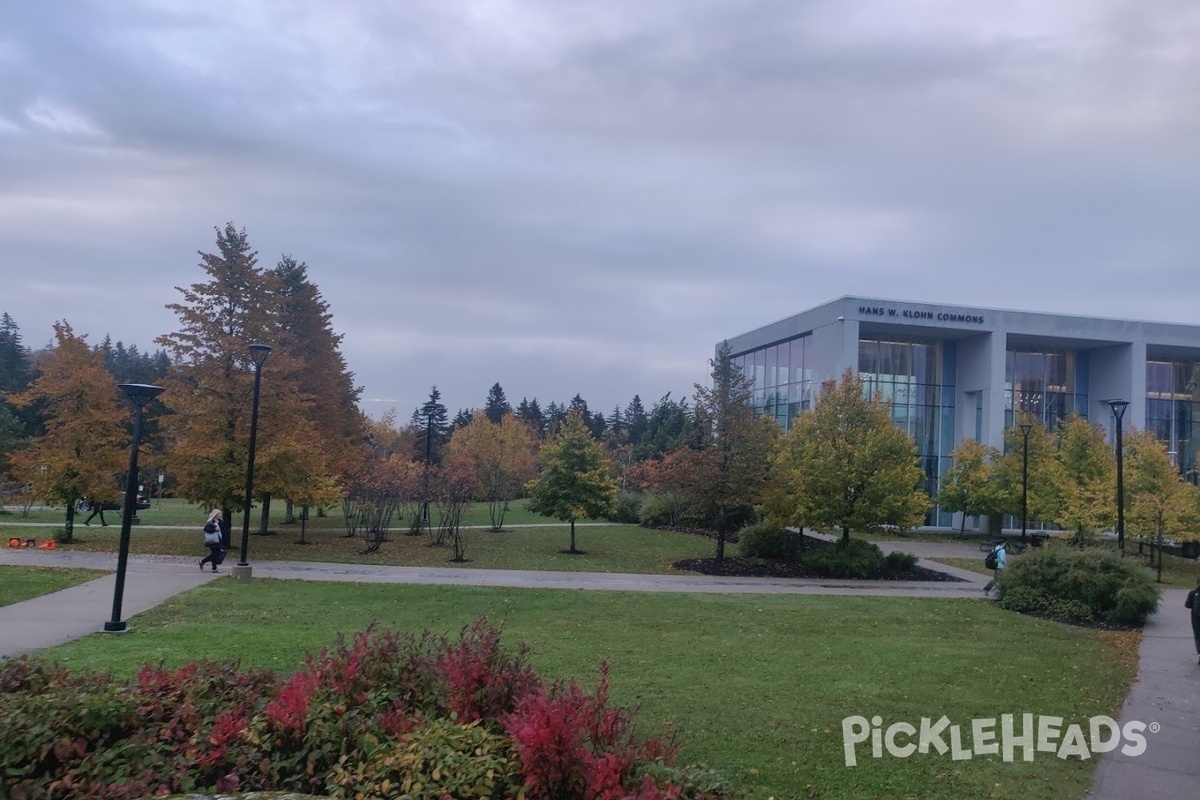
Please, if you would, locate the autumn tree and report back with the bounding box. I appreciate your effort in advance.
[434,450,479,561]
[9,322,129,542]
[937,439,1008,535]
[997,419,1062,531]
[156,223,325,532]
[1125,428,1200,581]
[446,411,538,530]
[269,255,363,526]
[689,341,779,560]
[1054,414,1115,544]
[768,370,929,546]
[525,410,618,554]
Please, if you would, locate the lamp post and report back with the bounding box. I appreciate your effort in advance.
[420,399,437,528]
[105,383,164,633]
[1019,423,1032,541]
[234,343,271,579]
[1107,400,1130,555]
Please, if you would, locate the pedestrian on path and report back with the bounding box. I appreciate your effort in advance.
[83,498,108,527]
[983,541,1006,595]
[199,509,225,572]
[1186,578,1200,666]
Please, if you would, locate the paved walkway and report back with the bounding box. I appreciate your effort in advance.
[1086,587,1200,798]
[3,543,1196,798]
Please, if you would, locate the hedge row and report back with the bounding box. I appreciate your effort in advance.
[0,619,733,800]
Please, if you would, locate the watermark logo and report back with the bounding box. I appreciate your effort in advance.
[841,714,1157,767]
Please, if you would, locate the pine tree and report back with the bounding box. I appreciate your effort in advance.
[0,312,32,394]
[483,382,512,424]
[624,394,648,447]
[516,397,546,438]
[411,386,450,464]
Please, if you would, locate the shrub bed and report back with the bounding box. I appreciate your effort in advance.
[680,534,958,582]
[996,545,1161,626]
[0,620,733,800]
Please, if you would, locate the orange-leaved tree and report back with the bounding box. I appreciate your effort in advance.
[9,322,129,542]
[446,411,538,531]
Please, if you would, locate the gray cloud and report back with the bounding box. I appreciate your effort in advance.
[1,0,1197,419]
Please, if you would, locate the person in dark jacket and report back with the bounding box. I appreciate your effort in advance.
[199,509,225,572]
[83,498,109,527]
[1187,578,1200,666]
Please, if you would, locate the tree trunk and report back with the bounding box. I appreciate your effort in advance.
[715,504,726,561]
[284,499,295,524]
[842,525,850,547]
[570,520,577,553]
[258,493,271,535]
[63,501,75,544]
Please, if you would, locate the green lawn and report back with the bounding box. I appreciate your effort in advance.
[36,582,1138,800]
[2,520,716,574]
[0,497,589,530]
[0,565,107,607]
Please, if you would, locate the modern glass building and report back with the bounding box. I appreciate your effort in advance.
[724,296,1200,527]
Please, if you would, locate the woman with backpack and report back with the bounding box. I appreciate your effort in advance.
[1186,578,1200,666]
[200,509,226,572]
[983,541,1006,595]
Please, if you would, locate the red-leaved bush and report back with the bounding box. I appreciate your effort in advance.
[0,618,734,800]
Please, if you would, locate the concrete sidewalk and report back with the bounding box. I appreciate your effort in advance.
[1087,588,1200,798]
[0,553,222,659]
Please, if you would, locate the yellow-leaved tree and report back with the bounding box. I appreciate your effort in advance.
[446,411,538,531]
[1125,428,1200,581]
[10,322,129,542]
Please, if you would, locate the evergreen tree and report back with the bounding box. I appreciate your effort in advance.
[483,382,512,424]
[453,408,475,429]
[411,386,450,464]
[636,393,693,460]
[623,394,648,449]
[544,401,567,436]
[516,397,546,437]
[0,312,32,393]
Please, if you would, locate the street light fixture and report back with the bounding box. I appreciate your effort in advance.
[234,343,271,579]
[1106,399,1130,555]
[1019,423,1033,542]
[104,383,164,633]
[420,399,438,528]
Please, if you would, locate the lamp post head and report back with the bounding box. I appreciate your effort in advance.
[1018,423,1033,436]
[248,343,272,369]
[1105,399,1130,421]
[118,383,165,408]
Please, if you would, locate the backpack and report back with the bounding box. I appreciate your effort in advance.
[984,547,999,571]
[203,521,221,545]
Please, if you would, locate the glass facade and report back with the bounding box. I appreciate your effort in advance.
[1005,349,1087,430]
[858,338,956,525]
[1145,360,1200,480]
[732,335,812,432]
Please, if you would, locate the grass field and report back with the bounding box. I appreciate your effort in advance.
[34,581,1139,800]
[0,565,106,607]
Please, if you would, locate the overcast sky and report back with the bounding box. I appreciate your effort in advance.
[2,1,1197,420]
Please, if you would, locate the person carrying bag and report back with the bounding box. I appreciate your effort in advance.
[200,509,226,573]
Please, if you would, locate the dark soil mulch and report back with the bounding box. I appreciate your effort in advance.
[672,557,964,582]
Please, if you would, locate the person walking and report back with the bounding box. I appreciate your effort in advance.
[983,541,1007,595]
[1186,578,1200,666]
[199,509,225,572]
[83,498,108,527]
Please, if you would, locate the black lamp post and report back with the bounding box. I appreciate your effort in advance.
[1019,423,1033,541]
[1107,399,1130,555]
[235,343,271,578]
[104,383,164,633]
[420,399,437,527]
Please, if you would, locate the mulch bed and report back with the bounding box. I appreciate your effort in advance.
[672,557,964,582]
